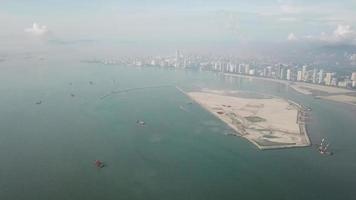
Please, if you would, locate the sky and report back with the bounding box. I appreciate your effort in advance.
[1,0,356,57]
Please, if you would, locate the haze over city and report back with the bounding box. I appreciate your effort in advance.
[1,0,356,64]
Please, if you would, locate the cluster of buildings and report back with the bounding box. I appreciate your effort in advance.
[91,50,356,89]
[219,63,356,89]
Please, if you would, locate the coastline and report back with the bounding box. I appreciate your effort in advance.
[224,73,356,106]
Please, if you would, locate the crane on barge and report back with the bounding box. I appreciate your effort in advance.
[318,138,333,155]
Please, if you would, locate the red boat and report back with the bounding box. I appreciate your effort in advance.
[95,160,105,168]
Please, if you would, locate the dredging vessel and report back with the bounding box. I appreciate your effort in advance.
[318,138,333,155]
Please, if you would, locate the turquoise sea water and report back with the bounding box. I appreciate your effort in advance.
[0,60,355,200]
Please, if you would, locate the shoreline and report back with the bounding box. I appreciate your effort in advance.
[224,73,356,106]
[177,86,311,150]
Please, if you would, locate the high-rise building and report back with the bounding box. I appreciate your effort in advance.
[297,71,303,81]
[286,69,291,80]
[331,77,338,86]
[352,72,356,81]
[312,69,317,83]
[214,62,219,71]
[324,72,334,85]
[351,72,356,88]
[318,70,324,84]
[302,65,308,81]
[263,68,267,77]
[175,50,181,68]
[238,64,243,74]
[267,66,272,77]
[276,65,282,79]
[280,68,285,79]
[245,65,250,74]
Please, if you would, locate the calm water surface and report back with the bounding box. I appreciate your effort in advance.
[0,60,355,200]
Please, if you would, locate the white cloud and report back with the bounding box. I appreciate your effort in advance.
[296,24,356,45]
[287,32,297,41]
[318,25,356,44]
[24,23,50,36]
[334,25,354,38]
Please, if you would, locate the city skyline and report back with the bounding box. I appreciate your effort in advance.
[90,49,356,89]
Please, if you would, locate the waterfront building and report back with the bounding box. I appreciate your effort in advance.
[297,71,303,81]
[331,77,338,86]
[338,79,352,88]
[245,64,250,74]
[312,69,317,83]
[286,69,291,80]
[238,64,243,74]
[352,72,356,88]
[267,66,272,77]
[280,68,285,79]
[304,71,310,82]
[302,65,308,80]
[263,68,267,77]
[318,70,324,84]
[324,73,334,86]
[352,72,356,81]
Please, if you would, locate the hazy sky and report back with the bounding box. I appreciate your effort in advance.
[1,0,356,55]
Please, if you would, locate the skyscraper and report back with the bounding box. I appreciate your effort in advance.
[318,70,324,84]
[312,69,317,83]
[280,68,285,79]
[175,50,180,68]
[352,72,356,88]
[238,64,243,74]
[352,72,356,81]
[324,72,333,86]
[297,71,303,81]
[245,64,250,74]
[302,65,308,81]
[263,68,267,77]
[286,69,291,81]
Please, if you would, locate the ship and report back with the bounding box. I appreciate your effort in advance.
[318,138,333,155]
[95,160,105,168]
[136,120,146,126]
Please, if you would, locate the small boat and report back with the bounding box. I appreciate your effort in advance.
[89,81,94,85]
[35,101,42,105]
[95,160,105,168]
[136,120,146,126]
[70,93,75,97]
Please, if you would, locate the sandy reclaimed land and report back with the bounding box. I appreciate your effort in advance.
[320,95,356,106]
[224,73,289,85]
[289,82,354,95]
[185,89,310,150]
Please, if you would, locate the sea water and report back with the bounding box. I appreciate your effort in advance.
[0,60,355,200]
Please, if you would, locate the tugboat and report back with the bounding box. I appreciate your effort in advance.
[318,138,333,155]
[94,160,105,168]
